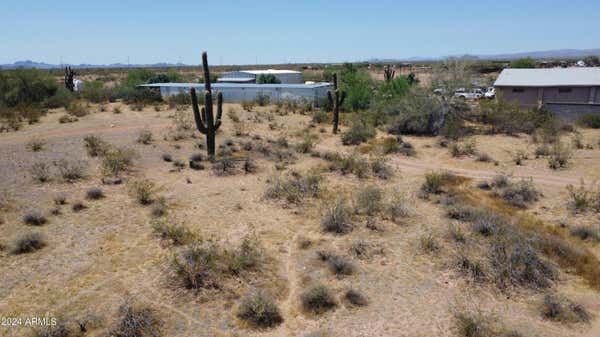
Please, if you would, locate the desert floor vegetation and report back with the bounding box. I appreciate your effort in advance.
[2,65,600,337]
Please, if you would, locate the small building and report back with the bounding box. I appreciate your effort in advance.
[494,68,600,120]
[218,69,302,84]
[140,82,331,105]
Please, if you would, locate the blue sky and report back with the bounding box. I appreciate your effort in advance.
[1,0,599,65]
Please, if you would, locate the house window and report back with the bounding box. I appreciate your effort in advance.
[512,88,524,93]
[558,88,572,93]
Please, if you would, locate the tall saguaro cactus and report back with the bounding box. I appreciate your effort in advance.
[327,73,346,134]
[383,65,395,82]
[64,66,76,91]
[190,52,223,157]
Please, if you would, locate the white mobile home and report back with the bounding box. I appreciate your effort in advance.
[218,69,303,84]
[140,82,331,105]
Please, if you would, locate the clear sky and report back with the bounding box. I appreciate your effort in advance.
[1,0,599,65]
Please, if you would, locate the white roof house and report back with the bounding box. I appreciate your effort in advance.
[494,67,600,87]
[218,69,302,84]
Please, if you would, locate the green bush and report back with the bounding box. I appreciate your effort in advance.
[510,57,536,68]
[341,121,375,145]
[376,76,410,101]
[0,69,58,108]
[386,93,446,136]
[341,71,373,111]
[81,80,111,103]
[257,74,281,84]
[578,114,600,128]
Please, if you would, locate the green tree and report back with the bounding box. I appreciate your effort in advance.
[257,74,281,84]
[584,56,600,67]
[511,57,537,68]
[340,71,373,111]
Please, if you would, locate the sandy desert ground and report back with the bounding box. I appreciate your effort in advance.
[1,102,600,337]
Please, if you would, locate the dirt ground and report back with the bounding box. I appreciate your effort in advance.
[1,102,600,337]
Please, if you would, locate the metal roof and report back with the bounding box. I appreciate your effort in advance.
[494,67,600,87]
[217,77,255,82]
[139,82,331,89]
[242,69,301,75]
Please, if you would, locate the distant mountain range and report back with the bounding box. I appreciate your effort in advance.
[2,49,600,70]
[0,60,191,70]
[371,49,600,63]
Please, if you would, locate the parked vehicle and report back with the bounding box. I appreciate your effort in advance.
[454,88,482,100]
[484,87,495,99]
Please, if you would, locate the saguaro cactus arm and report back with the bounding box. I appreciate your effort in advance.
[190,87,208,134]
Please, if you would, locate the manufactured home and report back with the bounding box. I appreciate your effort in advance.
[218,69,302,84]
[140,82,331,105]
[494,67,600,120]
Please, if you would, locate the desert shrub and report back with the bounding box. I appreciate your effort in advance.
[172,242,221,289]
[128,179,156,205]
[85,187,103,200]
[421,171,456,196]
[23,212,47,226]
[490,240,556,290]
[83,135,110,157]
[321,198,353,234]
[11,232,46,254]
[497,179,540,208]
[264,171,322,204]
[327,153,370,178]
[150,197,168,217]
[534,144,551,158]
[458,255,486,281]
[66,101,88,117]
[211,156,238,176]
[58,114,78,123]
[566,183,591,211]
[101,147,137,176]
[380,136,401,154]
[295,134,317,154]
[71,201,86,212]
[386,93,446,136]
[547,142,571,169]
[446,203,485,222]
[450,140,477,157]
[370,156,393,180]
[420,233,439,252]
[137,129,153,144]
[161,153,173,162]
[320,252,354,276]
[26,138,45,152]
[578,114,600,129]
[472,214,504,236]
[491,174,509,188]
[454,308,513,337]
[109,298,163,337]
[476,152,493,163]
[30,162,51,183]
[55,159,85,182]
[300,284,337,314]
[236,290,283,328]
[241,101,255,112]
[243,158,257,174]
[570,225,600,242]
[541,294,590,323]
[255,94,270,106]
[571,132,584,149]
[0,69,58,108]
[152,220,195,246]
[355,185,383,215]
[384,191,412,222]
[341,121,376,145]
[312,110,329,124]
[340,70,374,111]
[224,236,261,275]
[345,289,368,307]
[449,224,467,243]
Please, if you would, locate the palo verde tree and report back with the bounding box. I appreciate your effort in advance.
[190,52,223,157]
[383,65,395,82]
[64,66,76,92]
[327,73,346,134]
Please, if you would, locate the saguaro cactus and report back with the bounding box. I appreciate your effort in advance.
[383,65,395,82]
[190,52,223,157]
[64,66,76,91]
[327,73,346,134]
